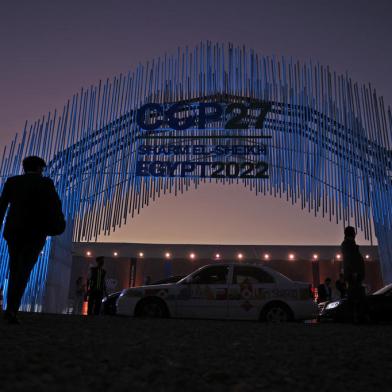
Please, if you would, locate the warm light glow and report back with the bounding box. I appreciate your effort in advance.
[336,254,341,260]
[289,253,295,260]
[113,251,118,256]
[312,254,318,260]
[189,253,196,259]
[264,254,270,260]
[237,253,244,260]
[86,251,92,257]
[215,253,221,259]
[165,252,171,259]
[365,254,370,259]
[138,252,144,258]
[82,301,88,316]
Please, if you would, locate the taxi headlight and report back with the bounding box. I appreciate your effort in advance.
[325,301,341,310]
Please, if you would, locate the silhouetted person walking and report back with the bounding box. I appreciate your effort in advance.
[87,256,107,315]
[0,156,65,324]
[341,226,367,323]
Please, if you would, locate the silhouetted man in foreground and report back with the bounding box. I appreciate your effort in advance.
[341,226,367,323]
[87,256,107,315]
[0,156,64,324]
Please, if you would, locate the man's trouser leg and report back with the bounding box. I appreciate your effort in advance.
[347,280,365,323]
[87,292,95,315]
[93,292,103,315]
[88,291,101,315]
[6,237,46,314]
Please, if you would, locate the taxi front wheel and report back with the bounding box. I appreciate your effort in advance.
[261,303,293,323]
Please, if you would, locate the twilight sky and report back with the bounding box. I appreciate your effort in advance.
[1,0,391,245]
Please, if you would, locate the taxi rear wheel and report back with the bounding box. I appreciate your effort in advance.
[261,303,293,323]
[136,298,168,318]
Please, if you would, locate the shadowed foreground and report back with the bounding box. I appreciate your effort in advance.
[1,313,391,391]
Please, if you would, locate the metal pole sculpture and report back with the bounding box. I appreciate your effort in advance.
[0,42,391,311]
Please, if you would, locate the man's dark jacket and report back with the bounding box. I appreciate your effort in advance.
[88,267,107,293]
[341,238,365,282]
[0,174,62,240]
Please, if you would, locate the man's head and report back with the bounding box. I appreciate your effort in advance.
[344,226,356,239]
[96,256,104,267]
[22,156,46,174]
[325,277,332,286]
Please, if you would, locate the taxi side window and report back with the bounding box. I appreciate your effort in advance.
[233,266,275,284]
[192,266,229,284]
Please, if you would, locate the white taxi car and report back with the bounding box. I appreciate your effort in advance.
[116,264,318,322]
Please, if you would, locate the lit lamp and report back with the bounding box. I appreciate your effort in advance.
[165,252,171,259]
[113,251,118,257]
[189,253,196,260]
[86,251,92,257]
[138,252,144,258]
[215,253,221,260]
[336,254,341,260]
[264,254,270,260]
[365,254,370,260]
[312,254,318,261]
[237,253,244,260]
[288,253,295,261]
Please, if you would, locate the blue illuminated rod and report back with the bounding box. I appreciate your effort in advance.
[0,42,392,311]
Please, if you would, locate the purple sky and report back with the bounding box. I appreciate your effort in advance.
[1,0,391,245]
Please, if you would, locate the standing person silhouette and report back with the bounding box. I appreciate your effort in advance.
[0,156,64,324]
[341,226,366,323]
[335,273,347,299]
[317,277,333,303]
[87,256,107,315]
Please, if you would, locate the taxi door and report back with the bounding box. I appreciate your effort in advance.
[228,265,276,320]
[175,265,230,319]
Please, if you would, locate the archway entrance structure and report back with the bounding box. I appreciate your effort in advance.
[0,42,391,311]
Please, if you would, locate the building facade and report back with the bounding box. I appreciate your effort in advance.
[69,242,382,312]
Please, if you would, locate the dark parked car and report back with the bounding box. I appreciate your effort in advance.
[318,283,392,323]
[101,275,185,315]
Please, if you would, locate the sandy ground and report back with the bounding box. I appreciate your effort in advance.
[0,313,391,392]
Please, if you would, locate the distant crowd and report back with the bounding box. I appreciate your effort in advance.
[316,274,348,303]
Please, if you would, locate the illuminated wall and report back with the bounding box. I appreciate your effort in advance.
[1,42,391,311]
